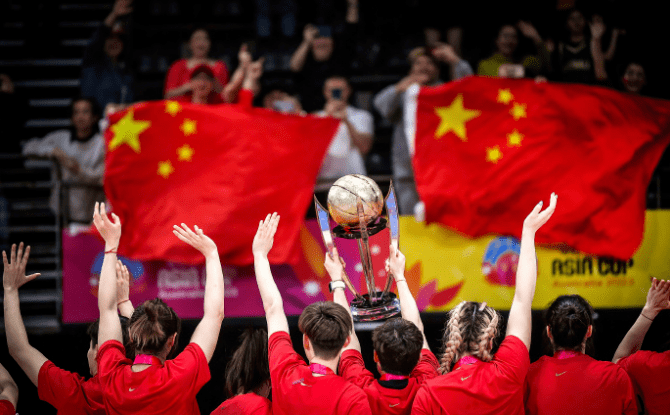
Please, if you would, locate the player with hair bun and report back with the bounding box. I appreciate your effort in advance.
[412,193,557,415]
[524,295,637,415]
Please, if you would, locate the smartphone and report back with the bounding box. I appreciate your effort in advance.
[332,88,342,100]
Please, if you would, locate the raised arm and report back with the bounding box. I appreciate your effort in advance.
[93,202,124,346]
[386,245,429,350]
[289,25,318,72]
[172,223,224,362]
[222,44,251,103]
[324,249,360,352]
[241,58,264,97]
[252,213,289,337]
[613,278,670,363]
[0,363,18,409]
[506,193,557,350]
[3,243,47,386]
[115,260,134,319]
[589,19,608,81]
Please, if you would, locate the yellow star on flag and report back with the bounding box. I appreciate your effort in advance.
[497,89,514,105]
[165,101,182,117]
[157,160,174,178]
[507,130,524,147]
[486,146,503,163]
[108,110,151,153]
[434,94,481,141]
[177,144,194,161]
[180,119,197,136]
[510,103,527,120]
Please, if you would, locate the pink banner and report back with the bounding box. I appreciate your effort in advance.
[62,220,393,323]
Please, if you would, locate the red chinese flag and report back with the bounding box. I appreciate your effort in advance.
[104,100,339,265]
[412,76,670,259]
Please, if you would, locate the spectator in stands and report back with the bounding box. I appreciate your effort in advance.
[22,97,105,224]
[552,9,608,83]
[524,295,637,415]
[477,21,549,78]
[0,363,18,415]
[289,0,360,112]
[613,278,670,415]
[374,45,472,215]
[0,73,29,153]
[81,0,135,110]
[620,62,646,95]
[326,245,439,414]
[211,327,271,415]
[263,89,305,115]
[316,75,374,179]
[412,194,557,415]
[164,28,229,102]
[252,213,372,415]
[3,242,131,415]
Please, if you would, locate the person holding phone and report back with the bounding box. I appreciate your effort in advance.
[315,75,374,180]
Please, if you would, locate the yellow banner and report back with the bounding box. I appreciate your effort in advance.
[400,210,670,310]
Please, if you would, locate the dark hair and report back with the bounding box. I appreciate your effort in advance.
[298,302,352,360]
[372,318,424,375]
[87,315,130,347]
[71,96,101,118]
[128,298,181,356]
[225,327,270,397]
[545,295,594,351]
[440,301,501,373]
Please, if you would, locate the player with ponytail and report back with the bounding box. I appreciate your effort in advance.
[412,193,557,415]
[93,202,226,415]
[524,295,636,414]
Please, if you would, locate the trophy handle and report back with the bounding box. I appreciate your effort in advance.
[381,182,399,300]
[357,197,378,305]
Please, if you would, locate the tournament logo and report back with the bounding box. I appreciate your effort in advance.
[481,237,521,287]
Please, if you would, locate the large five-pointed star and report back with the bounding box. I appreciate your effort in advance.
[434,94,481,141]
[108,110,151,153]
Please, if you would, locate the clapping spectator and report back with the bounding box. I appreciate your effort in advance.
[164,28,229,101]
[22,98,105,224]
[81,0,135,109]
[477,21,549,78]
[316,76,374,179]
[289,0,360,112]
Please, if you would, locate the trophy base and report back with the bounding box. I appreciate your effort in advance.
[351,292,401,322]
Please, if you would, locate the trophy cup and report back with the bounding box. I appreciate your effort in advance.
[314,174,401,322]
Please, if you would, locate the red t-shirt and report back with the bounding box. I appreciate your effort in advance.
[164,59,229,103]
[210,393,272,415]
[268,331,372,415]
[97,340,211,415]
[617,350,670,415]
[37,360,105,414]
[339,348,439,415]
[412,335,529,415]
[0,400,15,415]
[525,352,637,415]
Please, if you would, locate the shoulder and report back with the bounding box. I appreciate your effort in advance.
[268,331,292,350]
[169,59,187,69]
[38,360,84,386]
[618,349,662,369]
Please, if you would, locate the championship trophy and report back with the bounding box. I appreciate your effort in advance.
[314,174,401,322]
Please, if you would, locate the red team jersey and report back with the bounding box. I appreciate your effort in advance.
[412,335,530,415]
[97,340,211,415]
[617,350,670,415]
[210,393,272,415]
[0,400,15,415]
[37,360,105,414]
[338,348,439,415]
[525,352,637,415]
[268,331,372,415]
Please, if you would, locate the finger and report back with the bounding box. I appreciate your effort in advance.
[194,225,204,235]
[2,250,8,267]
[172,225,193,242]
[25,273,40,283]
[173,229,192,244]
[111,213,120,225]
[17,242,24,265]
[20,245,31,269]
[10,244,16,265]
[180,223,195,235]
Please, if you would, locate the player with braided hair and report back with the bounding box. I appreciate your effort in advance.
[413,193,557,415]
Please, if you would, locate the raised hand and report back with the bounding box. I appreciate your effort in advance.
[238,43,252,67]
[517,20,542,43]
[303,24,319,44]
[432,42,460,65]
[112,0,133,17]
[115,260,131,304]
[247,58,264,81]
[589,18,606,40]
[252,213,280,257]
[644,278,670,315]
[93,202,121,247]
[324,248,346,281]
[173,223,218,257]
[522,193,557,234]
[3,242,41,291]
[386,244,406,280]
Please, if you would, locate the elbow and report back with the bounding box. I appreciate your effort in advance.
[264,299,284,317]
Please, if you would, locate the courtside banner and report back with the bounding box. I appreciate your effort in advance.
[62,212,669,323]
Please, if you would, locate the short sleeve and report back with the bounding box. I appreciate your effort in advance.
[348,109,374,135]
[0,400,15,415]
[614,366,638,415]
[616,350,651,373]
[338,350,375,389]
[168,342,212,393]
[97,340,129,382]
[493,335,530,385]
[269,332,307,382]
[37,360,86,409]
[410,350,439,384]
